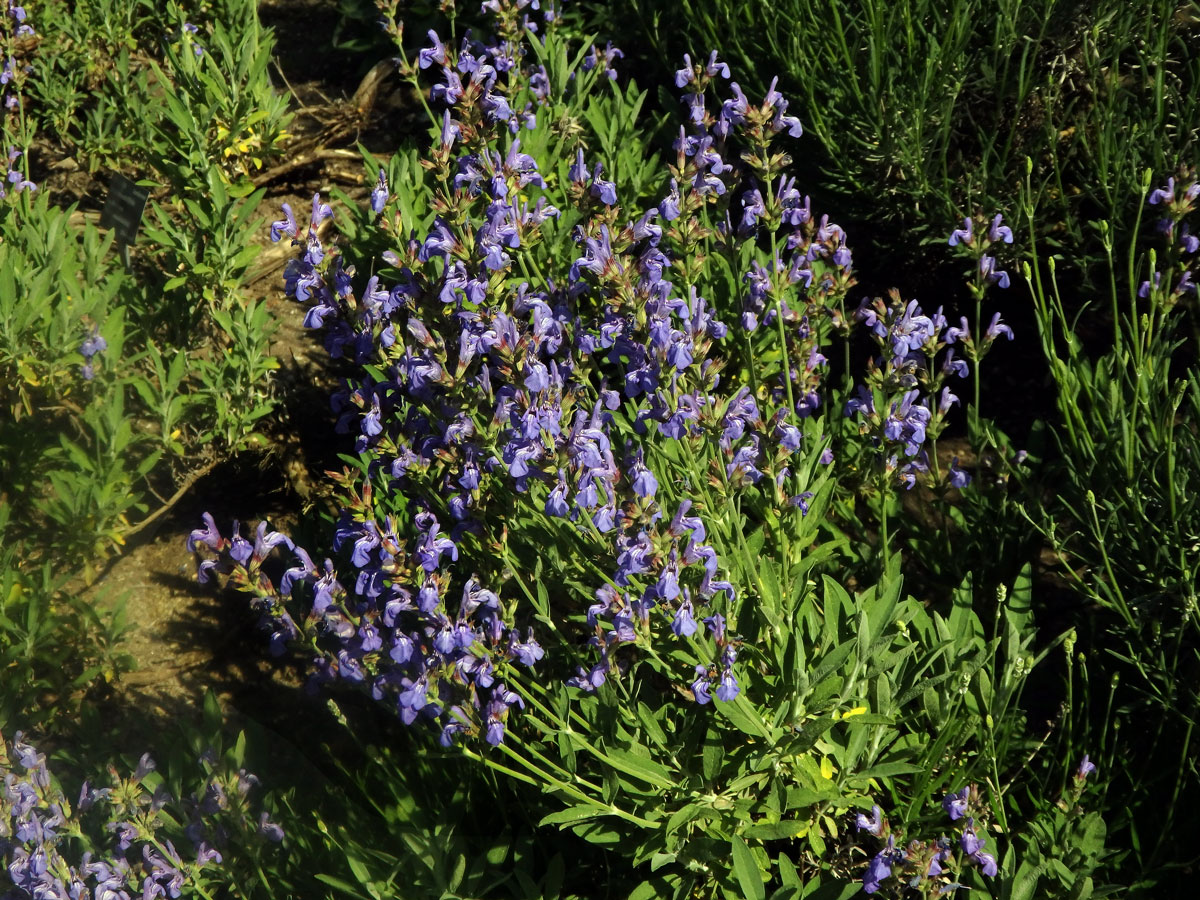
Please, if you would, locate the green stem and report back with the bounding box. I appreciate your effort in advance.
[972,292,983,415]
[878,487,890,564]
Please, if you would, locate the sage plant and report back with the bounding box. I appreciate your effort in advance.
[191,0,851,748]
[0,731,278,900]
[854,785,998,896]
[189,4,1042,896]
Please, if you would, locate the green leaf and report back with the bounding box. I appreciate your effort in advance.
[345,853,372,888]
[777,853,800,888]
[851,761,922,781]
[486,841,509,865]
[716,693,772,739]
[802,882,861,900]
[731,835,766,900]
[1075,812,1107,858]
[744,820,808,840]
[637,701,669,748]
[809,640,855,689]
[759,556,782,620]
[855,608,871,663]
[314,874,371,899]
[866,573,902,648]
[666,802,710,835]
[541,853,564,900]
[135,450,164,479]
[782,717,836,756]
[1008,860,1043,900]
[650,852,677,873]
[702,727,725,781]
[603,746,674,789]
[784,787,841,810]
[538,804,611,828]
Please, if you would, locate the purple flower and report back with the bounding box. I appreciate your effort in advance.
[415,514,459,571]
[961,823,998,877]
[270,203,298,242]
[568,147,589,184]
[690,665,712,704]
[703,50,730,79]
[1148,177,1175,206]
[1177,223,1200,254]
[671,598,698,637]
[582,41,623,80]
[984,311,1014,343]
[658,178,681,220]
[948,457,971,488]
[789,491,813,515]
[714,669,739,702]
[987,213,1014,244]
[761,78,802,136]
[258,812,285,842]
[883,390,930,456]
[253,521,295,558]
[545,473,570,517]
[1076,755,1096,781]
[855,805,883,835]
[370,168,388,214]
[590,165,617,205]
[739,188,766,234]
[1139,272,1161,298]
[508,630,545,666]
[80,326,108,360]
[674,54,696,88]
[418,30,447,69]
[944,316,970,345]
[978,254,1010,288]
[863,836,903,893]
[937,387,960,416]
[949,217,974,247]
[942,348,969,379]
[942,787,969,820]
[309,193,333,230]
[630,459,658,498]
[432,68,464,105]
[439,109,461,151]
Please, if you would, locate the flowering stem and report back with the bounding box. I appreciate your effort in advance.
[766,210,798,431]
[972,293,983,414]
[397,52,440,131]
[742,330,760,400]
